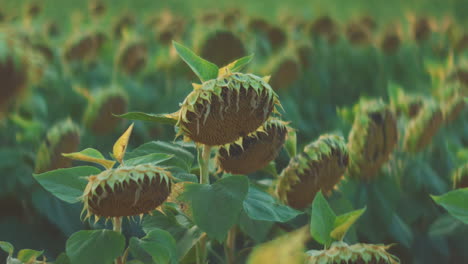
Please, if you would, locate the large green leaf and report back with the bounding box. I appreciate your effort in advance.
[222,54,254,72]
[126,141,194,171]
[310,191,336,246]
[62,148,115,169]
[33,166,100,204]
[243,186,301,222]
[0,241,13,255]
[179,175,249,241]
[239,210,273,243]
[247,226,309,264]
[66,230,125,264]
[142,211,187,240]
[130,229,177,264]
[330,207,366,241]
[432,188,468,224]
[172,41,219,81]
[124,153,173,167]
[116,112,177,125]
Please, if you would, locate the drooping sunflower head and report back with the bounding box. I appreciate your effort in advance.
[216,118,288,175]
[88,0,106,18]
[196,30,247,67]
[266,25,288,52]
[177,72,280,146]
[83,88,128,135]
[82,164,172,219]
[34,119,81,174]
[411,16,433,43]
[116,39,148,75]
[452,163,468,189]
[345,21,371,46]
[265,55,301,91]
[403,100,443,153]
[309,15,339,44]
[113,13,136,40]
[63,30,106,63]
[306,242,400,264]
[276,134,348,209]
[380,26,402,54]
[347,100,398,180]
[359,15,377,33]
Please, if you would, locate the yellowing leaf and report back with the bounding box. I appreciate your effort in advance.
[330,207,366,241]
[62,148,115,169]
[113,123,134,164]
[247,226,309,264]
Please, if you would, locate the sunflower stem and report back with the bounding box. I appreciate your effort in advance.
[198,145,211,185]
[113,217,123,264]
[224,226,237,264]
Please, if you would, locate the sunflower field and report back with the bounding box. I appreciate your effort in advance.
[0,0,467,264]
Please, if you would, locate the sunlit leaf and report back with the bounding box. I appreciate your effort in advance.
[0,241,13,255]
[113,123,134,164]
[247,226,309,264]
[62,148,115,169]
[173,41,219,82]
[66,230,125,264]
[310,191,336,246]
[219,54,254,74]
[17,249,43,263]
[330,207,366,241]
[34,166,100,203]
[124,153,173,167]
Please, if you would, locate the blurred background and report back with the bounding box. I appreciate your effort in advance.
[0,0,467,263]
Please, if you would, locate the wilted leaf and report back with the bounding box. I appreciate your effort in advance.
[62,148,115,169]
[113,123,134,164]
[247,226,309,264]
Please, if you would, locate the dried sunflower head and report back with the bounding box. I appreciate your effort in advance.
[403,100,443,153]
[82,164,172,219]
[116,39,148,75]
[266,25,287,52]
[380,27,402,54]
[83,88,128,135]
[34,119,81,174]
[216,118,288,174]
[266,55,301,91]
[346,22,371,46]
[63,31,106,63]
[197,30,247,67]
[276,134,348,209]
[452,163,468,189]
[306,242,400,264]
[347,100,398,180]
[411,16,433,43]
[309,15,339,44]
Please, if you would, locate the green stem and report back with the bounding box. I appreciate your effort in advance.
[113,217,123,264]
[198,145,211,184]
[224,227,237,264]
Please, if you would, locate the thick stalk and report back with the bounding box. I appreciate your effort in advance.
[113,217,123,264]
[196,145,211,264]
[224,227,237,264]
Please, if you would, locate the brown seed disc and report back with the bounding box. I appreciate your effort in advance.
[267,26,287,51]
[348,109,398,180]
[346,22,371,46]
[90,95,128,135]
[118,42,148,75]
[412,17,432,43]
[381,31,401,54]
[200,31,247,67]
[46,131,80,172]
[182,86,274,146]
[88,174,171,217]
[217,124,287,174]
[248,17,270,33]
[0,57,28,113]
[310,15,339,44]
[269,59,301,91]
[284,147,349,209]
[64,35,97,62]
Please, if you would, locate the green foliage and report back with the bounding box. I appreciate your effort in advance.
[179,175,249,241]
[129,229,177,264]
[33,166,101,203]
[173,41,219,82]
[432,188,468,224]
[116,112,178,125]
[66,230,125,264]
[0,241,14,255]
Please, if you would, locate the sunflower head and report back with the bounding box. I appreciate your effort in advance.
[276,134,348,209]
[117,39,148,75]
[197,30,247,67]
[34,119,81,174]
[347,100,398,180]
[310,15,339,44]
[63,31,106,63]
[380,27,402,54]
[306,242,400,264]
[412,16,433,43]
[345,22,371,46]
[82,164,172,219]
[216,118,288,174]
[266,55,301,91]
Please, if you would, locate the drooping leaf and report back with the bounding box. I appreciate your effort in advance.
[33,166,100,204]
[172,41,219,82]
[178,175,249,241]
[247,226,309,264]
[130,229,177,264]
[0,241,13,255]
[219,54,254,73]
[62,148,115,169]
[113,123,134,164]
[432,188,468,224]
[116,112,178,125]
[330,207,366,241]
[126,141,194,171]
[284,129,297,158]
[310,191,336,246]
[17,249,43,263]
[124,153,173,167]
[66,230,125,264]
[243,186,301,222]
